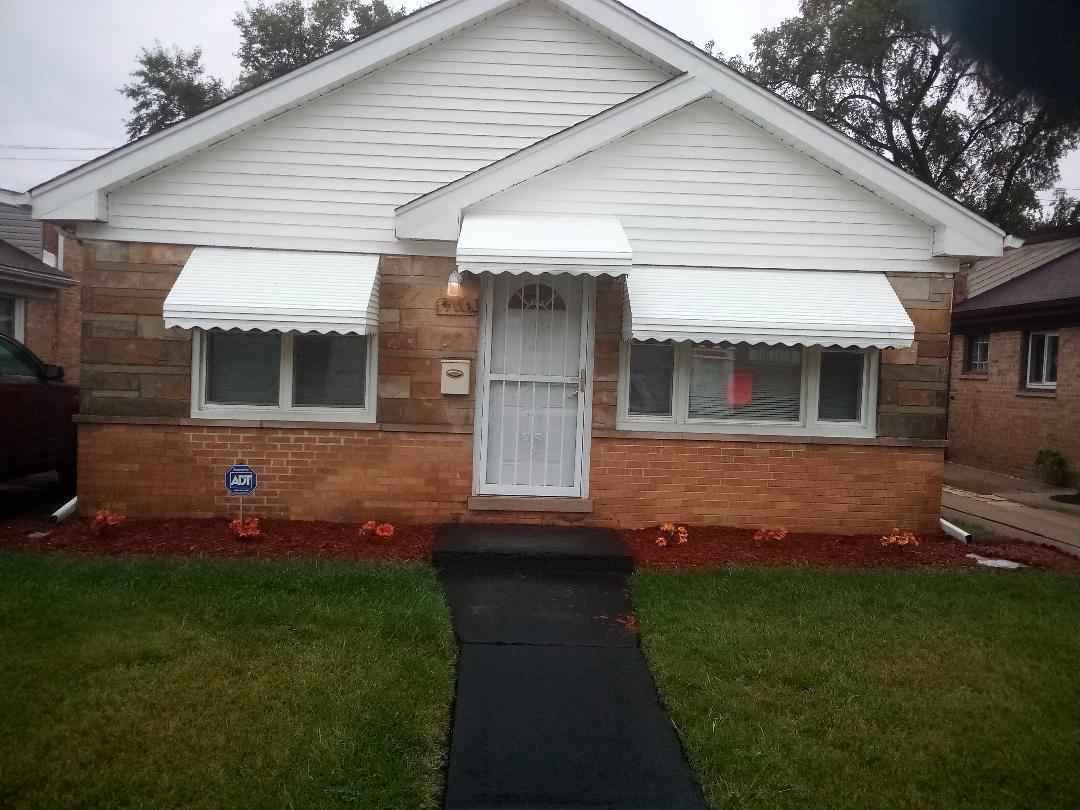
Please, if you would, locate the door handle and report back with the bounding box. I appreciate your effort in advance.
[566,368,586,398]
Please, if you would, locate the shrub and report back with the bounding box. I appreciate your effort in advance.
[358,520,395,540]
[93,509,125,532]
[1035,448,1069,487]
[881,528,918,548]
[656,523,688,547]
[229,517,261,539]
[753,526,789,542]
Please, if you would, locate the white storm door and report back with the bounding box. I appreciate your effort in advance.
[476,273,592,497]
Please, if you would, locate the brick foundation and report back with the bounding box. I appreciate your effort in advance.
[79,423,942,533]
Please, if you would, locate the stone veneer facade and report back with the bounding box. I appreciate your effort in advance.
[74,239,953,533]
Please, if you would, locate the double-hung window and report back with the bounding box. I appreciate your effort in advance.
[621,340,877,437]
[1025,331,1058,389]
[0,295,25,341]
[193,329,377,421]
[964,334,990,374]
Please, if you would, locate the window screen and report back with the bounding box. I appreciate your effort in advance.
[688,345,802,421]
[628,342,674,416]
[206,331,280,405]
[818,351,864,421]
[292,334,367,408]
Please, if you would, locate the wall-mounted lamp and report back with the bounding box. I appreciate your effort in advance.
[445,269,464,298]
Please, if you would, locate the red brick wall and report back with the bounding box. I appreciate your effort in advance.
[949,328,1079,481]
[16,225,83,381]
[79,423,942,533]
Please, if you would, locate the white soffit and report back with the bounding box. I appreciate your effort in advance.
[163,247,380,334]
[457,213,632,275]
[626,267,915,348]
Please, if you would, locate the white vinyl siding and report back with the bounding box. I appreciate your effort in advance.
[475,100,955,273]
[79,0,671,254]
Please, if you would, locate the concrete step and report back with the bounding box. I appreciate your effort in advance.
[434,523,633,573]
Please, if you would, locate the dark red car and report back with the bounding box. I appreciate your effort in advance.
[0,334,78,488]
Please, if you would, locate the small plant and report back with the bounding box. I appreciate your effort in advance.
[229,517,261,539]
[655,522,688,547]
[359,520,396,540]
[93,509,125,532]
[880,528,918,548]
[753,526,789,542]
[1035,448,1069,487]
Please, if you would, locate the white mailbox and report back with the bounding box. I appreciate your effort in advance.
[441,359,471,395]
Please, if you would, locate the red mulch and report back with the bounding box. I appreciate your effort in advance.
[1,516,1076,573]
[0,517,435,563]
[623,525,1080,572]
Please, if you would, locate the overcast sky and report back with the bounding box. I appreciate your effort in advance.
[2,0,1078,198]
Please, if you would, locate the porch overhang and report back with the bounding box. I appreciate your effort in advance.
[456,213,632,276]
[625,267,915,349]
[163,247,380,334]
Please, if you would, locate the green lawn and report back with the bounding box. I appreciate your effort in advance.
[634,568,1080,809]
[0,553,455,809]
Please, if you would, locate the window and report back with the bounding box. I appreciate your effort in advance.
[0,296,24,342]
[194,329,376,421]
[620,341,877,437]
[964,334,990,374]
[1026,331,1059,389]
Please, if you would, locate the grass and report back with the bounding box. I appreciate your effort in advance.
[0,553,456,809]
[634,567,1080,809]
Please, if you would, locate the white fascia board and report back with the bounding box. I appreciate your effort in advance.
[395,74,710,240]
[35,191,108,222]
[27,0,521,222]
[552,0,1004,258]
[0,189,29,206]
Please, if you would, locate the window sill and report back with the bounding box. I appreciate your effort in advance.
[599,427,946,448]
[1016,389,1057,399]
[959,373,989,380]
[614,419,875,440]
[191,408,375,424]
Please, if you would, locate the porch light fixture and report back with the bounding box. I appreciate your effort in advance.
[445,269,464,298]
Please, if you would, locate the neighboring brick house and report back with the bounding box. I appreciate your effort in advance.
[949,226,1080,483]
[0,192,80,378]
[25,0,1009,532]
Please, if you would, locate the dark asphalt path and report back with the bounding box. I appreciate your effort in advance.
[436,524,705,809]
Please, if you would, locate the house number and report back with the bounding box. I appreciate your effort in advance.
[435,297,480,316]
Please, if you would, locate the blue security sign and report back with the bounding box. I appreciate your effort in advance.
[225,464,258,496]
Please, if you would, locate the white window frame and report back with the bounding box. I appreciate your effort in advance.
[0,295,26,342]
[966,334,990,374]
[190,329,378,422]
[617,341,878,439]
[1025,331,1058,390]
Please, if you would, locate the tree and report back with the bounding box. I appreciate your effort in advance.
[233,0,405,93]
[120,44,226,140]
[121,1,407,140]
[744,0,1080,232]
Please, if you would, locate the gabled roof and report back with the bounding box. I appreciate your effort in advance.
[953,246,1080,326]
[0,238,75,289]
[964,237,1080,298]
[28,0,1005,258]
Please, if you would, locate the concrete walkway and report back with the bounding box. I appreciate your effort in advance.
[942,463,1080,556]
[435,524,705,809]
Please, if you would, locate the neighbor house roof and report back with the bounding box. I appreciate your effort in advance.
[964,235,1080,298]
[26,0,1006,258]
[0,238,74,289]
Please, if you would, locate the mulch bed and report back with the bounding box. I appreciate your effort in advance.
[0,517,435,563]
[1,516,1076,572]
[622,525,1080,572]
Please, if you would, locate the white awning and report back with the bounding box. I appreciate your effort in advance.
[163,247,379,334]
[625,267,915,348]
[457,213,631,275]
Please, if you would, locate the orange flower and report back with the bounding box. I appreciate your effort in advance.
[754,526,788,542]
[93,509,124,530]
[655,535,668,547]
[229,517,261,539]
[659,522,676,533]
[361,520,377,532]
[375,523,395,538]
[880,529,918,548]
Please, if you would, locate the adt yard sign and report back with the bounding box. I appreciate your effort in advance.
[226,465,257,496]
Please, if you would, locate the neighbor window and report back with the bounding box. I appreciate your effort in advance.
[1026,331,1059,389]
[622,341,876,436]
[964,334,990,374]
[195,329,375,421]
[0,295,24,341]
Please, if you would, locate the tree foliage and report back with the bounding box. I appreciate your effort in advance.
[120,44,226,140]
[743,0,1080,232]
[121,1,406,140]
[233,0,405,93]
